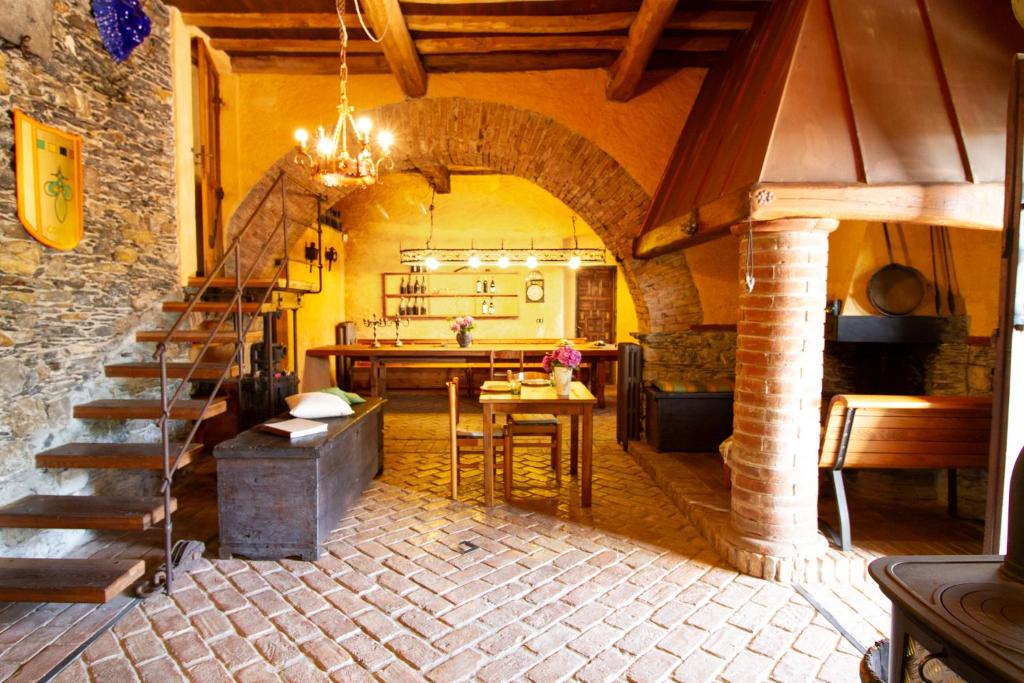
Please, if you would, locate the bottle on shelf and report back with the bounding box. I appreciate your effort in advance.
[489,278,496,293]
[475,277,483,294]
[399,297,406,316]
[411,298,420,316]
[420,297,428,316]
[400,277,407,294]
[488,299,495,315]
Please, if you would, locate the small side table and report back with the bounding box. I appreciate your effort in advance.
[868,554,1024,683]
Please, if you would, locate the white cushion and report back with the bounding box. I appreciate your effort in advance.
[285,392,353,419]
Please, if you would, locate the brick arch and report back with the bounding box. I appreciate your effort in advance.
[228,97,706,333]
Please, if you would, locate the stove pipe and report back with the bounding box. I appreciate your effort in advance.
[1002,447,1024,582]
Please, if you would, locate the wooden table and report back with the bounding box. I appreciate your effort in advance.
[479,381,597,507]
[304,342,618,407]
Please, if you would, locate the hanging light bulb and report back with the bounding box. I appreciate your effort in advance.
[497,242,510,269]
[468,241,481,269]
[525,254,539,269]
[424,254,440,271]
[568,254,582,270]
[567,215,582,269]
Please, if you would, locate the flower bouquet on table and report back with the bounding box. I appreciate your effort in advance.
[450,316,475,347]
[542,341,582,397]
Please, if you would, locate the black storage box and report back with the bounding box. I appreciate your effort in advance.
[645,386,734,453]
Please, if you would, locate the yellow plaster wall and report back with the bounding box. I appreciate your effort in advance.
[217,69,704,219]
[169,10,197,285]
[335,173,637,344]
[682,222,1001,338]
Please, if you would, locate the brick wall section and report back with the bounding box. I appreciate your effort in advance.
[726,222,835,563]
[0,1,176,556]
[227,97,713,337]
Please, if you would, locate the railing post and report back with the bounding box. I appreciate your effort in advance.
[159,349,174,594]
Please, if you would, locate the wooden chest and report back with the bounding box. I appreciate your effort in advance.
[214,397,385,561]
[645,387,733,453]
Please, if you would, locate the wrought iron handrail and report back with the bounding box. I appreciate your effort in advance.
[151,171,302,594]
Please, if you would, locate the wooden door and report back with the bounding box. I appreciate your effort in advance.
[575,266,616,342]
[193,38,223,276]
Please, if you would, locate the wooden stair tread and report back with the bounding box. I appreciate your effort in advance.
[74,399,227,421]
[105,362,239,380]
[136,330,262,344]
[162,301,276,313]
[0,495,176,531]
[0,558,145,603]
[186,276,314,292]
[37,442,203,470]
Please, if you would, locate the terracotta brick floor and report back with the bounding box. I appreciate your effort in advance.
[16,392,983,681]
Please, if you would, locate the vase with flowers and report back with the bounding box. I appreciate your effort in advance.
[450,316,475,347]
[542,341,582,397]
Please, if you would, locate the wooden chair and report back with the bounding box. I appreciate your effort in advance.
[505,371,563,490]
[447,376,511,500]
[489,350,524,379]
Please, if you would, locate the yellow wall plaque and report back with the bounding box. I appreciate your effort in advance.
[14,109,84,250]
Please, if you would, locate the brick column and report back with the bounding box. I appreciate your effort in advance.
[726,218,837,577]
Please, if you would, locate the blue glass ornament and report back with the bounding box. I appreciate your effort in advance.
[92,0,151,62]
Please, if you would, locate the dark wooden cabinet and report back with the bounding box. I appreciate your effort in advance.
[214,398,385,561]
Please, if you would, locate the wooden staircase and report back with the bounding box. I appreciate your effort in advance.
[0,173,310,603]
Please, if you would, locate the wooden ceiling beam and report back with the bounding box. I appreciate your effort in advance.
[179,10,756,35]
[415,35,626,54]
[230,54,390,74]
[361,0,428,97]
[210,38,382,54]
[417,164,451,194]
[606,0,679,102]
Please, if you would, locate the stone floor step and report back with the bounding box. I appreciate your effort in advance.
[0,495,175,531]
[73,398,227,421]
[36,441,203,470]
[0,558,145,603]
[105,362,239,380]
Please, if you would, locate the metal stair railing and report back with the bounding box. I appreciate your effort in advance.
[151,171,301,595]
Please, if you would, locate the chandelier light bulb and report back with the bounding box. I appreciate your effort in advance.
[378,131,394,152]
[568,254,582,270]
[468,254,482,269]
[497,255,510,269]
[316,135,335,157]
[424,255,440,271]
[294,128,309,146]
[525,254,539,269]
[356,116,372,135]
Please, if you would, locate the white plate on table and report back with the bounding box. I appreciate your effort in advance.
[480,381,512,392]
[521,378,550,387]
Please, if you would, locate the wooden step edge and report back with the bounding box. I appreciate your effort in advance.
[135,330,262,344]
[104,362,239,380]
[186,277,315,292]
[73,398,228,421]
[0,495,177,531]
[161,302,276,313]
[36,442,204,471]
[0,558,146,603]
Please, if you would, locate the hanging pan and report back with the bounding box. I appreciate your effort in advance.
[867,223,926,316]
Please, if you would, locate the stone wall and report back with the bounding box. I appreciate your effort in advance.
[0,0,178,556]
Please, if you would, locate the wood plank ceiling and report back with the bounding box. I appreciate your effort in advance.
[166,0,768,100]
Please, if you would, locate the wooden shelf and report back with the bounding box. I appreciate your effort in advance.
[385,293,517,298]
[390,315,517,320]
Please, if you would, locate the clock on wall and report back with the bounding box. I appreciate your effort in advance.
[525,271,545,303]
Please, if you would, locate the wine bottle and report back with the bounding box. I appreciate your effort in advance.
[415,277,422,294]
[475,277,483,294]
[412,298,419,316]
[421,297,428,316]
[489,299,495,315]
[399,297,406,316]
[399,277,406,294]
[489,278,496,293]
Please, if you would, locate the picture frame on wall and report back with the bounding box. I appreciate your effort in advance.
[14,109,84,250]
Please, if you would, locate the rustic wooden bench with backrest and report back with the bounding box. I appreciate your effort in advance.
[819,394,992,551]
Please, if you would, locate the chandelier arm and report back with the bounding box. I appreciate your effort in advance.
[352,0,390,44]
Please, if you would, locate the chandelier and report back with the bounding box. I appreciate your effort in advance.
[400,213,604,270]
[292,0,393,188]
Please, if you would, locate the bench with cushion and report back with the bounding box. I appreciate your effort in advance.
[645,377,735,453]
[819,394,991,551]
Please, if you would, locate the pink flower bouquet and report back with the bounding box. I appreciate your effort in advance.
[449,316,475,333]
[542,344,582,372]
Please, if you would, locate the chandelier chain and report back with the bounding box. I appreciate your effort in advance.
[352,0,390,44]
[427,188,436,250]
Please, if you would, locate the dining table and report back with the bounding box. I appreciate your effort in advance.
[303,342,618,407]
[479,380,597,507]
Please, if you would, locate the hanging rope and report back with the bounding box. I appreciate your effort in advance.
[744,217,756,293]
[352,0,390,44]
[426,188,436,250]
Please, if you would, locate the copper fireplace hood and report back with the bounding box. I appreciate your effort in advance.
[635,0,1024,258]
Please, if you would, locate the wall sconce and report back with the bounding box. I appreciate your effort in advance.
[305,241,319,272]
[324,246,338,271]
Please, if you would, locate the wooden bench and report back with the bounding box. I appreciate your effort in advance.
[819,394,991,551]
